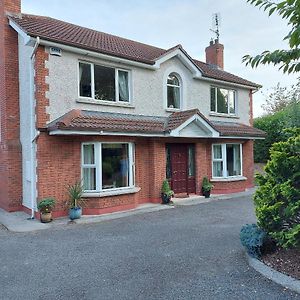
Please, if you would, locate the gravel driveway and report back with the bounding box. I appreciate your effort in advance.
[0,195,299,300]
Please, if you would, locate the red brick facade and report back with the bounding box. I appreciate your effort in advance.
[33,133,254,217]
[0,0,22,212]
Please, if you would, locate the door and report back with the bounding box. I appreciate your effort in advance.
[167,144,196,195]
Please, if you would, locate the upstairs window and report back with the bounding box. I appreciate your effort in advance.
[210,86,236,115]
[167,73,181,109]
[79,62,130,103]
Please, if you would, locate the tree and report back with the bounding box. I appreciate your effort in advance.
[254,128,300,248]
[254,78,300,162]
[261,78,300,114]
[243,0,300,74]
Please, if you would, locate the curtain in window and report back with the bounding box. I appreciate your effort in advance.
[118,71,129,102]
[173,86,180,109]
[83,144,96,190]
[233,144,241,175]
[213,162,223,177]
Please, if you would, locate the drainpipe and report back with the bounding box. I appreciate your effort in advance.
[28,37,40,219]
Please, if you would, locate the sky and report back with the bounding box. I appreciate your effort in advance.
[21,0,299,117]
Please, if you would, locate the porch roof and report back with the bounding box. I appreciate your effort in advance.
[47,109,266,139]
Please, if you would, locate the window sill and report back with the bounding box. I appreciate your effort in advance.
[211,176,247,182]
[82,187,141,198]
[209,112,239,119]
[165,108,181,113]
[77,98,135,108]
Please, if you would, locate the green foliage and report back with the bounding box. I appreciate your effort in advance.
[243,0,300,73]
[37,197,56,213]
[240,224,267,258]
[161,179,173,197]
[67,181,83,208]
[254,129,300,248]
[202,176,213,192]
[254,100,300,162]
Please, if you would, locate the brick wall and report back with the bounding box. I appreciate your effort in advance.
[35,133,254,215]
[36,133,157,216]
[0,0,22,211]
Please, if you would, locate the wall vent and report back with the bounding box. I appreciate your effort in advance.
[49,47,62,57]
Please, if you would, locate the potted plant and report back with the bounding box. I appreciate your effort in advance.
[37,197,56,223]
[67,181,83,220]
[202,176,213,198]
[161,179,174,204]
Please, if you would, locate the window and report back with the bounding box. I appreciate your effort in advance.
[210,86,236,115]
[79,62,130,103]
[167,73,181,109]
[82,143,134,192]
[212,144,242,178]
[188,145,195,177]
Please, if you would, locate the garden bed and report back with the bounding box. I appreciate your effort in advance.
[262,248,300,280]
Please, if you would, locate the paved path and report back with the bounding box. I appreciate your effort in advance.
[0,196,299,300]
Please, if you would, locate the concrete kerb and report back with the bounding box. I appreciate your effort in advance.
[0,204,174,233]
[247,254,300,294]
[172,188,256,206]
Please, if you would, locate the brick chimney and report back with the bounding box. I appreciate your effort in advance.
[0,0,22,211]
[205,39,224,69]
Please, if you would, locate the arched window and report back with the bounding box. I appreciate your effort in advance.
[167,73,181,109]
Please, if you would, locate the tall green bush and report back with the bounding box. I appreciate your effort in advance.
[254,128,300,248]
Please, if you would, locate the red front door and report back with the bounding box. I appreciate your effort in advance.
[167,144,196,195]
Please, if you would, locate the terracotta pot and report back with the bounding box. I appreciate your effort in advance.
[40,212,52,223]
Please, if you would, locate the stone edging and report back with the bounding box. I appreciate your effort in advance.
[247,254,300,294]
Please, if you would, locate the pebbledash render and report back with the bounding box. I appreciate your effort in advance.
[0,0,265,218]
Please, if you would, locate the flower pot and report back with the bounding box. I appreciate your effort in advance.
[40,212,52,223]
[161,193,171,204]
[202,189,211,198]
[69,207,82,220]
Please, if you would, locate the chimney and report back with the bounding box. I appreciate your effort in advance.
[205,39,224,69]
[0,0,22,211]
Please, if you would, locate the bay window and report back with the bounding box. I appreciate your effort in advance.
[210,86,236,115]
[82,143,134,192]
[212,144,242,178]
[79,62,130,103]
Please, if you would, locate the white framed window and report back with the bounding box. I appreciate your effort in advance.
[210,86,236,115]
[167,73,181,109]
[79,62,131,103]
[212,144,242,178]
[81,142,135,192]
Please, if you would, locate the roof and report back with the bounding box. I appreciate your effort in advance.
[47,109,266,138]
[9,14,260,88]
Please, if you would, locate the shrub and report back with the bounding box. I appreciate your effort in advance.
[254,128,300,248]
[240,224,267,258]
[67,181,83,208]
[37,198,56,213]
[202,176,213,192]
[161,180,173,197]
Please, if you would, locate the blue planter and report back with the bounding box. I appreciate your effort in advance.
[69,207,82,220]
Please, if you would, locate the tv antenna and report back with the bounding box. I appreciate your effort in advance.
[210,13,221,41]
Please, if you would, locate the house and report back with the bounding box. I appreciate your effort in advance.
[0,0,265,217]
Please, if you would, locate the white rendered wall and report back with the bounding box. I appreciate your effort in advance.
[18,35,35,209]
[46,49,251,125]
